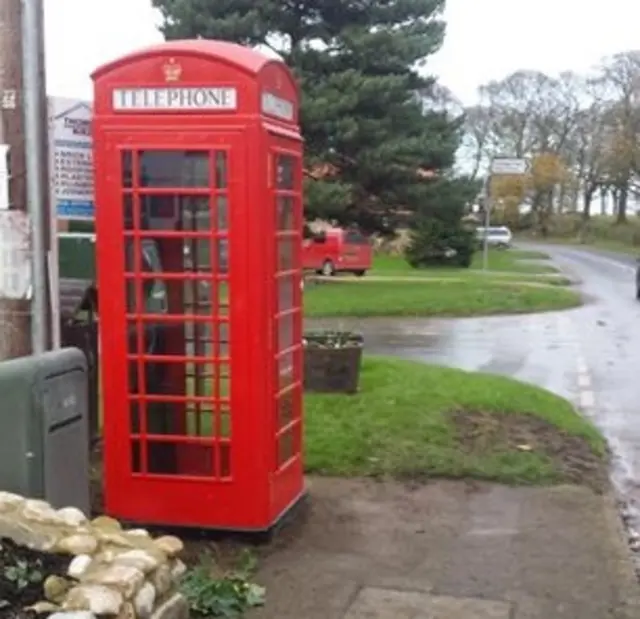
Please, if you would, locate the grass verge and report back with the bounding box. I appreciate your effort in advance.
[372,249,557,275]
[305,356,606,488]
[304,278,581,317]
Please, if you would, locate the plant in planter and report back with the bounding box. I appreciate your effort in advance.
[303,330,364,394]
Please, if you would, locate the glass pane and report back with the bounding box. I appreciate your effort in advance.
[276,155,294,190]
[215,151,228,189]
[276,196,294,230]
[278,275,294,311]
[185,402,214,437]
[127,321,189,356]
[214,324,230,358]
[184,404,231,439]
[183,238,212,272]
[278,389,295,429]
[131,441,142,473]
[216,195,228,231]
[140,195,209,231]
[278,350,294,389]
[181,197,211,231]
[217,281,230,317]
[278,313,294,351]
[139,150,209,187]
[123,194,134,229]
[218,238,229,274]
[277,238,294,271]
[130,400,141,433]
[277,431,295,466]
[124,278,138,313]
[126,321,140,354]
[184,279,212,309]
[122,151,133,188]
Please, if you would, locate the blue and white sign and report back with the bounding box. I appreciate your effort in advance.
[48,97,94,219]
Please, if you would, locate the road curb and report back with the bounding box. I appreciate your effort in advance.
[602,489,640,616]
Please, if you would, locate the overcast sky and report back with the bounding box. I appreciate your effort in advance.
[45,0,640,105]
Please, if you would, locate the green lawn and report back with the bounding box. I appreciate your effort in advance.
[372,249,557,276]
[304,278,581,317]
[305,356,605,486]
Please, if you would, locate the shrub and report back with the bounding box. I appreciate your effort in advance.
[404,217,476,268]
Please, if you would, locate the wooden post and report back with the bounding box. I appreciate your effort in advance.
[0,0,32,360]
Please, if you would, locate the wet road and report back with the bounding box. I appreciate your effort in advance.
[309,244,640,531]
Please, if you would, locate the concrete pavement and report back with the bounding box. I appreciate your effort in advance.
[251,478,640,619]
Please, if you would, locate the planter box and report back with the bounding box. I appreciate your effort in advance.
[303,332,363,394]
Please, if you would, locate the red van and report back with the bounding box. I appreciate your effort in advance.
[302,227,373,276]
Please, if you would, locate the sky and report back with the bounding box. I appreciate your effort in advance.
[45,0,640,105]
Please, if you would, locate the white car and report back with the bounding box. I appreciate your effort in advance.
[475,226,513,249]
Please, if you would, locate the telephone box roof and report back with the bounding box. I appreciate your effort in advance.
[91,39,282,80]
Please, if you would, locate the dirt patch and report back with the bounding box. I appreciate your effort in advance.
[452,410,608,492]
[0,537,70,619]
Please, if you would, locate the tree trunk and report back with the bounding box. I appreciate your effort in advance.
[616,184,628,224]
[600,189,607,216]
[582,189,593,221]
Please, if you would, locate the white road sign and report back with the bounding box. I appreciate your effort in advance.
[48,97,94,219]
[490,158,527,175]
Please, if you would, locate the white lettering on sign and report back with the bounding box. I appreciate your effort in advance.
[112,87,237,111]
[261,92,294,121]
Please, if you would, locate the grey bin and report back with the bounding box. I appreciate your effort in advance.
[0,347,90,515]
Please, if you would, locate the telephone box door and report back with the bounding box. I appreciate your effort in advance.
[99,131,252,525]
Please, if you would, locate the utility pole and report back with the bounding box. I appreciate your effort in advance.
[22,0,51,354]
[0,0,32,360]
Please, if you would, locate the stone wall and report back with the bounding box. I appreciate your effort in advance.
[0,492,189,619]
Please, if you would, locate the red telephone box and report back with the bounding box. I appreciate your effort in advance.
[91,40,304,530]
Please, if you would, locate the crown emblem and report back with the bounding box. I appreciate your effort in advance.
[163,58,182,82]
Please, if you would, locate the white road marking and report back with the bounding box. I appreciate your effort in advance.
[580,389,596,410]
[577,372,591,389]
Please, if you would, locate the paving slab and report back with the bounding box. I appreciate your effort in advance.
[344,588,511,619]
[249,478,640,619]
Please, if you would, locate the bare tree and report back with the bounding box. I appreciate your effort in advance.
[599,50,640,222]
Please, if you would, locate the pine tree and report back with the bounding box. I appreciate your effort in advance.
[152,0,468,240]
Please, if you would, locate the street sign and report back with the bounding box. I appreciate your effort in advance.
[48,97,94,220]
[490,158,527,175]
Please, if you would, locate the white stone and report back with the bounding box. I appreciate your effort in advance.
[152,564,173,596]
[63,584,124,615]
[153,535,184,557]
[57,534,99,555]
[49,612,96,619]
[170,559,186,580]
[127,528,150,537]
[86,563,145,599]
[27,601,60,613]
[97,530,137,548]
[114,549,160,573]
[22,499,62,524]
[0,491,25,512]
[91,515,122,530]
[134,582,157,618]
[117,601,136,619]
[68,554,93,579]
[57,507,88,527]
[149,593,189,619]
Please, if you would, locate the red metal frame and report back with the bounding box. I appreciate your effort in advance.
[92,41,304,530]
